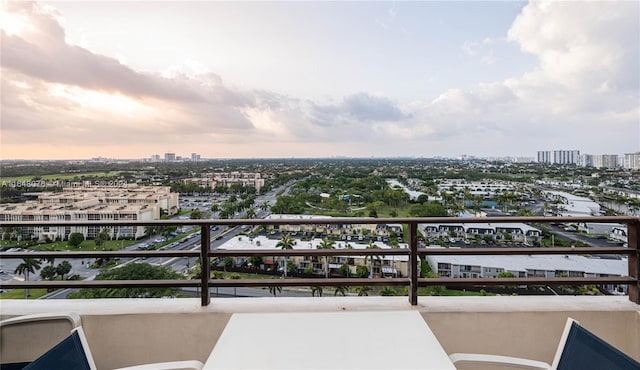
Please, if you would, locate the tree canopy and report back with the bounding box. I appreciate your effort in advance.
[70,262,183,299]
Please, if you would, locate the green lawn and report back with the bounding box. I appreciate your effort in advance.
[0,289,48,299]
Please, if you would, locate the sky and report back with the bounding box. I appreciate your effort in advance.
[1,0,639,160]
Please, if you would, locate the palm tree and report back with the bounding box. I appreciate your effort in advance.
[42,244,56,266]
[268,285,282,297]
[334,286,349,296]
[356,286,371,296]
[276,233,295,278]
[311,286,323,297]
[260,200,270,212]
[14,258,42,299]
[317,238,334,278]
[245,207,256,220]
[364,242,381,278]
[210,203,220,217]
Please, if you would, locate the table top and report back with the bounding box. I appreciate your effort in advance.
[203,310,456,369]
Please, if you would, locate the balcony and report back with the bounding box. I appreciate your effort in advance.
[1,216,639,368]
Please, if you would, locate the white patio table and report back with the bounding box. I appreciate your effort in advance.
[203,310,455,370]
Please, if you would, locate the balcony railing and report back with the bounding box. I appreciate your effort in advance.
[1,216,638,306]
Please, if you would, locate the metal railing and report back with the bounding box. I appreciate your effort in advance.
[0,216,638,306]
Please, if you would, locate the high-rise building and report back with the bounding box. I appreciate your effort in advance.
[624,152,640,170]
[580,154,593,167]
[537,150,579,165]
[537,151,551,163]
[164,152,176,162]
[592,154,618,169]
[191,153,201,161]
[151,154,161,162]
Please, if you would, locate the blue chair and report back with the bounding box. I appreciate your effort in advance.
[23,327,97,370]
[449,318,640,370]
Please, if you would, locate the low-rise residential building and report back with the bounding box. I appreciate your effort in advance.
[419,222,541,242]
[217,234,410,278]
[425,250,628,291]
[264,214,401,239]
[186,172,265,193]
[543,190,601,216]
[0,186,178,241]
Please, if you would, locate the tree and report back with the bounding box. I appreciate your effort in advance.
[40,265,57,281]
[190,209,203,219]
[14,258,42,299]
[355,265,369,278]
[317,238,334,278]
[260,200,270,212]
[222,257,234,273]
[42,244,57,266]
[70,263,183,298]
[364,242,381,278]
[276,233,295,278]
[55,261,72,280]
[245,207,256,219]
[68,232,85,247]
[249,255,264,270]
[334,286,349,296]
[96,228,112,246]
[210,203,220,216]
[356,286,371,296]
[268,285,282,297]
[337,264,350,277]
[311,286,323,297]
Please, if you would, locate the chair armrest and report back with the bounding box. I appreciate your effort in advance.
[449,353,551,370]
[0,312,81,329]
[113,360,204,370]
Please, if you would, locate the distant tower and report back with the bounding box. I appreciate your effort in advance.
[191,153,200,161]
[164,152,176,162]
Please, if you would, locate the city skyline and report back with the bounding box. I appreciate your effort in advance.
[1,1,639,160]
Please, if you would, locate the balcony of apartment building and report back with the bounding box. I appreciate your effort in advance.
[1,216,638,369]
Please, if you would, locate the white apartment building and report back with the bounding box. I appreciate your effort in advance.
[0,186,178,241]
[537,150,580,165]
[425,252,627,280]
[437,180,518,197]
[624,152,640,170]
[218,234,410,278]
[54,185,179,215]
[191,172,266,193]
[419,223,541,242]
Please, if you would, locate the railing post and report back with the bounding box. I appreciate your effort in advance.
[200,223,211,306]
[409,222,418,305]
[627,220,639,304]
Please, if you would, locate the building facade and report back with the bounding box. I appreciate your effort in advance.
[537,150,580,165]
[624,152,640,170]
[0,186,178,241]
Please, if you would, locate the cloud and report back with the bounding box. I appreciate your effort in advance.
[0,0,258,153]
[309,92,411,127]
[416,1,639,154]
[1,1,638,159]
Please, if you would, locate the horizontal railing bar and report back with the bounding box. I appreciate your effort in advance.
[2,276,632,290]
[0,250,201,259]
[1,215,638,227]
[418,276,636,286]
[0,279,200,289]
[418,247,634,256]
[0,247,631,260]
[208,278,409,287]
[209,249,410,257]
